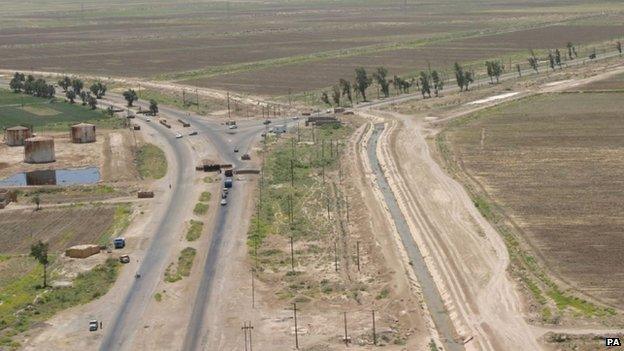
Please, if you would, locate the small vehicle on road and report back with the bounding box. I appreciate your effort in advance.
[119,255,130,264]
[175,132,183,138]
[228,124,238,129]
[222,188,229,195]
[241,154,251,160]
[220,198,227,206]
[221,192,227,199]
[146,118,151,122]
[189,131,198,136]
[89,320,98,332]
[263,119,271,125]
[234,147,239,153]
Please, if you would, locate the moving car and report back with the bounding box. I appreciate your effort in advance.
[220,198,227,206]
[145,118,151,122]
[175,132,183,138]
[189,131,198,136]
[263,119,271,125]
[228,124,238,129]
[234,147,239,153]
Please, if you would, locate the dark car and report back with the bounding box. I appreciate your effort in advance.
[263,119,271,125]
[241,154,251,160]
[119,255,130,264]
[234,147,239,153]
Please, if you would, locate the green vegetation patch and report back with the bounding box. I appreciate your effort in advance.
[193,202,208,215]
[186,220,204,242]
[0,258,119,348]
[164,247,197,283]
[0,89,121,131]
[136,144,167,179]
[199,191,211,202]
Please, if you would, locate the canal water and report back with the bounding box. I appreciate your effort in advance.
[0,167,100,186]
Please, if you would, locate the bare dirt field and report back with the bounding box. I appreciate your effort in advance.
[440,90,624,311]
[1,0,623,96]
[185,25,624,95]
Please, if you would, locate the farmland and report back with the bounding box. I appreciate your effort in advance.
[439,88,624,314]
[0,0,623,95]
[0,88,118,130]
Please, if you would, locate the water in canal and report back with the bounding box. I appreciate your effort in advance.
[0,167,100,186]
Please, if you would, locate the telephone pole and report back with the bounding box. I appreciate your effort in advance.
[356,241,360,272]
[242,321,254,351]
[293,303,299,349]
[343,312,349,346]
[372,310,377,345]
[251,268,255,308]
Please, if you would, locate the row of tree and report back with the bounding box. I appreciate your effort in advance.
[320,39,624,105]
[9,73,55,98]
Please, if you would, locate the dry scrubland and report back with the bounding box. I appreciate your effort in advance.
[1,0,624,95]
[439,75,624,320]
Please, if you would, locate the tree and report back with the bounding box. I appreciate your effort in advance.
[321,91,330,106]
[331,85,341,106]
[419,71,431,98]
[354,67,372,102]
[372,67,390,98]
[87,93,97,110]
[89,81,107,99]
[486,61,502,83]
[23,75,35,95]
[79,91,88,105]
[66,90,76,104]
[149,99,159,115]
[555,49,562,68]
[30,240,49,288]
[486,61,494,83]
[516,63,522,77]
[9,72,25,93]
[528,50,539,73]
[123,89,138,107]
[566,42,574,60]
[339,79,353,106]
[548,51,555,71]
[58,76,71,92]
[454,62,465,91]
[71,78,84,96]
[431,70,444,97]
[32,194,41,210]
[454,63,473,91]
[617,41,623,56]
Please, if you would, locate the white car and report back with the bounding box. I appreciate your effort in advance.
[145,118,151,122]
[175,133,183,139]
[228,124,238,129]
[220,198,227,206]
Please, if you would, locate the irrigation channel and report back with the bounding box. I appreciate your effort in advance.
[367,123,463,351]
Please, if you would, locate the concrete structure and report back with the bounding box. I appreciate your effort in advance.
[70,123,96,143]
[24,136,55,164]
[305,115,340,126]
[4,126,31,146]
[65,244,100,259]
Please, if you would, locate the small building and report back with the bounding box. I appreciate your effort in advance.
[24,136,55,164]
[70,123,96,143]
[5,126,32,146]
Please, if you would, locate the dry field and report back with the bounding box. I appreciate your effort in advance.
[0,0,623,95]
[0,204,119,254]
[441,90,624,312]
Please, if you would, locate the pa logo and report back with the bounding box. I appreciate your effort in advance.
[606,337,622,347]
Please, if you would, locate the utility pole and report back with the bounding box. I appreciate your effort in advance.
[372,310,377,345]
[290,234,295,271]
[343,312,349,346]
[356,241,360,272]
[345,196,350,223]
[293,303,299,349]
[195,89,199,110]
[251,268,255,308]
[242,321,254,351]
[334,242,338,272]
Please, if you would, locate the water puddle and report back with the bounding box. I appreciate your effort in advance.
[0,167,100,186]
